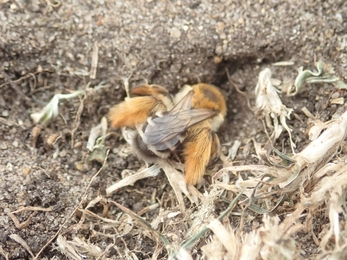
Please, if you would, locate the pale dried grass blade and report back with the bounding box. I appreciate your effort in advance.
[56,235,83,260]
[257,215,298,259]
[302,164,346,205]
[278,109,347,189]
[84,195,103,210]
[0,246,9,260]
[181,188,244,256]
[294,109,347,165]
[89,41,99,79]
[78,209,120,224]
[109,200,171,247]
[159,161,195,211]
[207,219,239,258]
[185,188,220,240]
[150,208,178,230]
[330,97,344,105]
[201,236,229,260]
[68,237,103,258]
[300,163,347,252]
[272,61,295,66]
[227,140,241,160]
[86,117,108,151]
[9,234,34,258]
[106,165,161,194]
[239,232,261,260]
[175,248,194,260]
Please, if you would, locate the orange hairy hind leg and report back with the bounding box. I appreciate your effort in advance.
[183,127,212,185]
[108,96,165,128]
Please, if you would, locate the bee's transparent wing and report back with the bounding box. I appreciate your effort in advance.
[170,90,194,113]
[143,108,216,151]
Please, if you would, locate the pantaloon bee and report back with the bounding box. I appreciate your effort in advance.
[108,83,227,185]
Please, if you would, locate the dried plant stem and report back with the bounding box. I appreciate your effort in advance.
[180,188,245,250]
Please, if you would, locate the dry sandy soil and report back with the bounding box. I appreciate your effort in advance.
[1,0,347,259]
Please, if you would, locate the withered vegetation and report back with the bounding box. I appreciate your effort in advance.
[7,62,345,260]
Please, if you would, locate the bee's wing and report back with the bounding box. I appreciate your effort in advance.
[170,90,194,113]
[143,109,216,151]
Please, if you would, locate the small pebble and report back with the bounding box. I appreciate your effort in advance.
[22,166,31,175]
[252,220,260,228]
[75,162,84,171]
[324,28,334,38]
[59,150,67,157]
[170,27,181,38]
[1,110,9,117]
[6,163,13,171]
[74,141,83,148]
[335,13,343,23]
[132,202,144,213]
[10,3,17,10]
[331,92,340,99]
[1,142,7,150]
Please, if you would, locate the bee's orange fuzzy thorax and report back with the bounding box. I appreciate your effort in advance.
[108,96,161,128]
[192,83,227,116]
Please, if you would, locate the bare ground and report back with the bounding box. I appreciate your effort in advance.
[1,0,347,259]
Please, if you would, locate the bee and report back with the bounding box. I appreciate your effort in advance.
[108,83,227,185]
[108,84,174,128]
[108,84,175,163]
[174,84,227,185]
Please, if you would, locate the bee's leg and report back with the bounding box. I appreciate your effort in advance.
[108,96,162,128]
[131,84,174,110]
[183,128,212,185]
[210,132,221,162]
[131,84,169,96]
